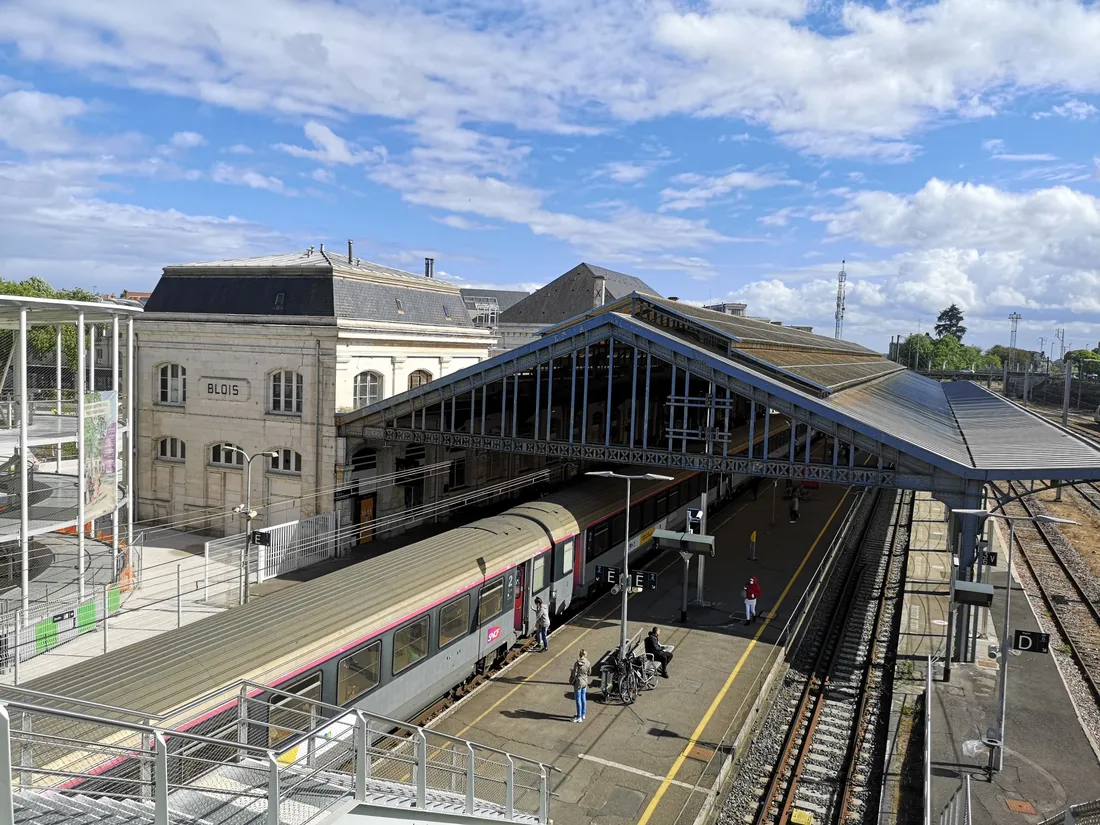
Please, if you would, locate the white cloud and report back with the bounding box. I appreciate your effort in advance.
[993,152,1059,161]
[660,168,798,211]
[433,214,499,231]
[310,168,334,183]
[596,161,654,184]
[1034,98,1099,120]
[224,143,253,154]
[170,130,206,148]
[210,162,288,193]
[981,138,1005,153]
[0,156,287,290]
[275,120,385,165]
[4,0,1100,163]
[0,89,88,153]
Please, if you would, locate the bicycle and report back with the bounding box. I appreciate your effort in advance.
[600,649,641,704]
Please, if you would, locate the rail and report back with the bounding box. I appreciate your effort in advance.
[1038,798,1100,825]
[0,681,554,825]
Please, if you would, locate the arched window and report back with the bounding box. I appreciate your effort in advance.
[408,370,432,391]
[351,447,377,475]
[209,443,244,467]
[269,448,303,474]
[354,371,384,408]
[157,437,186,461]
[158,364,186,405]
[270,370,303,414]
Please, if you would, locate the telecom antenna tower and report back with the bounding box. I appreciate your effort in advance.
[834,260,847,339]
[1008,312,1021,370]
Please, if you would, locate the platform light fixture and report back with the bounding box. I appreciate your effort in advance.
[953,508,1077,772]
[585,471,673,657]
[227,447,280,605]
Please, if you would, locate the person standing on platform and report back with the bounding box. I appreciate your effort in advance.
[570,649,590,722]
[744,576,761,624]
[534,597,550,651]
[789,489,801,523]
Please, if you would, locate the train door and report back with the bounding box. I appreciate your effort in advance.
[573,533,586,591]
[513,563,526,633]
[358,494,376,544]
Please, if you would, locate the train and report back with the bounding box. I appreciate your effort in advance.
[19,467,728,783]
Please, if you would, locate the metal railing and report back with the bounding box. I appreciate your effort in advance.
[1039,798,1100,825]
[938,774,971,825]
[925,654,933,825]
[0,677,554,824]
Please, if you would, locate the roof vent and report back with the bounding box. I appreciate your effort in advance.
[306,246,314,256]
[348,239,354,263]
[396,298,405,314]
[320,243,325,253]
[668,296,679,302]
[274,292,285,312]
[425,257,435,278]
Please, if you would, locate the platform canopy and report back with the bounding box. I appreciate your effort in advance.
[337,294,1100,495]
[0,294,142,328]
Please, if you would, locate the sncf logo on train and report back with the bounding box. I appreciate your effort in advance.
[486,626,502,644]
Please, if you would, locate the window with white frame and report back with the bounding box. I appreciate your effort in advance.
[270,370,303,414]
[270,448,302,474]
[157,437,186,462]
[354,371,384,408]
[408,370,432,391]
[209,443,244,467]
[158,364,186,405]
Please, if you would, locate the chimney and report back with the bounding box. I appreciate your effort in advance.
[320,242,325,253]
[593,274,607,308]
[348,239,354,263]
[425,257,435,278]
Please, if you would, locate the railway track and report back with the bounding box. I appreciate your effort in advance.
[723,489,911,825]
[992,481,1100,707]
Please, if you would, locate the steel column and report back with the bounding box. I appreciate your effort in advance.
[126,316,134,550]
[833,436,839,466]
[642,353,651,450]
[763,407,771,458]
[501,376,508,437]
[581,345,590,445]
[569,351,577,444]
[805,426,812,464]
[17,308,29,622]
[480,385,486,435]
[629,346,639,448]
[511,374,518,437]
[451,395,456,434]
[112,316,120,571]
[266,752,280,825]
[154,732,169,825]
[545,359,553,440]
[681,370,689,453]
[55,325,62,472]
[604,338,614,447]
[0,705,12,825]
[725,388,733,457]
[788,419,796,464]
[747,401,756,459]
[77,311,86,601]
[668,365,677,452]
[534,362,541,440]
[416,729,428,809]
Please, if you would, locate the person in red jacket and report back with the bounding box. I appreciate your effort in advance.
[744,576,762,625]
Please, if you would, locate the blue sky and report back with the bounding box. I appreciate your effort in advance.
[1,0,1099,353]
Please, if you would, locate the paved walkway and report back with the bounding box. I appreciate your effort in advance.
[424,481,857,825]
[883,493,1100,825]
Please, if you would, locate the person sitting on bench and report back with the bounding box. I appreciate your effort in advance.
[645,626,673,678]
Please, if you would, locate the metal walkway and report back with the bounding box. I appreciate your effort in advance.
[0,679,551,825]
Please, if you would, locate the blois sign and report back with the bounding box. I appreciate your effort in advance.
[200,377,249,402]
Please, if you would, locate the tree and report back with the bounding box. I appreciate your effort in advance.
[934,304,967,341]
[1066,349,1100,377]
[0,276,100,375]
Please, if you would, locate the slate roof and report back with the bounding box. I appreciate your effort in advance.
[144,248,474,327]
[498,263,660,325]
[459,289,530,314]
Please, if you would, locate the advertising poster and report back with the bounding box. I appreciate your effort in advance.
[84,390,118,519]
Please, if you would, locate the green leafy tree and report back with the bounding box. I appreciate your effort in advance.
[934,304,967,341]
[1066,349,1100,377]
[0,276,99,369]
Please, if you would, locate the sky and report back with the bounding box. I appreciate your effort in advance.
[1,0,1099,355]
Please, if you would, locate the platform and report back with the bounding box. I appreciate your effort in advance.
[0,473,128,542]
[426,481,855,825]
[883,494,1100,825]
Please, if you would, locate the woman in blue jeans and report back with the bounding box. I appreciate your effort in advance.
[570,649,591,723]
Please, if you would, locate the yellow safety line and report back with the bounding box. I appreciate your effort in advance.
[635,488,852,825]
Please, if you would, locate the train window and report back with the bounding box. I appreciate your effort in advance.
[642,497,655,526]
[590,525,610,559]
[611,513,626,547]
[439,595,470,648]
[656,494,668,520]
[337,641,381,705]
[393,615,430,674]
[532,554,547,592]
[562,538,575,575]
[269,673,322,747]
[479,581,504,625]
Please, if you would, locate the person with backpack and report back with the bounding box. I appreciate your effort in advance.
[534,597,550,651]
[570,649,591,723]
[789,489,800,523]
[744,576,762,625]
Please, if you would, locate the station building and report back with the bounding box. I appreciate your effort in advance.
[135,246,495,534]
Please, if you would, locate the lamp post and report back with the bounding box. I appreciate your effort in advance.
[954,508,1076,771]
[586,471,673,657]
[228,448,279,605]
